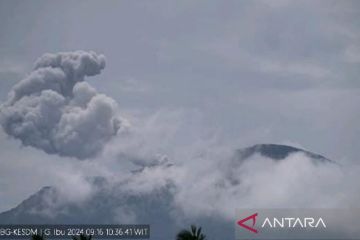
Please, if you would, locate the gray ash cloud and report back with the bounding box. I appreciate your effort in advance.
[0,51,121,159]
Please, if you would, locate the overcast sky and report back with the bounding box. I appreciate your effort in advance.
[0,0,359,211]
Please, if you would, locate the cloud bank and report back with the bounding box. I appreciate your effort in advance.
[100,109,359,222]
[0,51,121,159]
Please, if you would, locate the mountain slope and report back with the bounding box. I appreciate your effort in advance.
[0,144,334,240]
[235,143,332,162]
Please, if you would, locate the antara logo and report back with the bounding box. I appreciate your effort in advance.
[237,213,258,233]
[237,213,326,234]
[261,217,326,228]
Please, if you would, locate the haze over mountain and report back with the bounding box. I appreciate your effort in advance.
[0,144,334,240]
[0,2,359,239]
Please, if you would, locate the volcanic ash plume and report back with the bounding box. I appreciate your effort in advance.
[0,51,121,159]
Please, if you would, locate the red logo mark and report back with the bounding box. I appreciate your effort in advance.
[237,213,258,233]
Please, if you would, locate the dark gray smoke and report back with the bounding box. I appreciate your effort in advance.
[0,51,121,159]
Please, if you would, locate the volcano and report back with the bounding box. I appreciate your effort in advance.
[0,144,334,240]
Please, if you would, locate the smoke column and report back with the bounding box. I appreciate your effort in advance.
[0,51,121,159]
